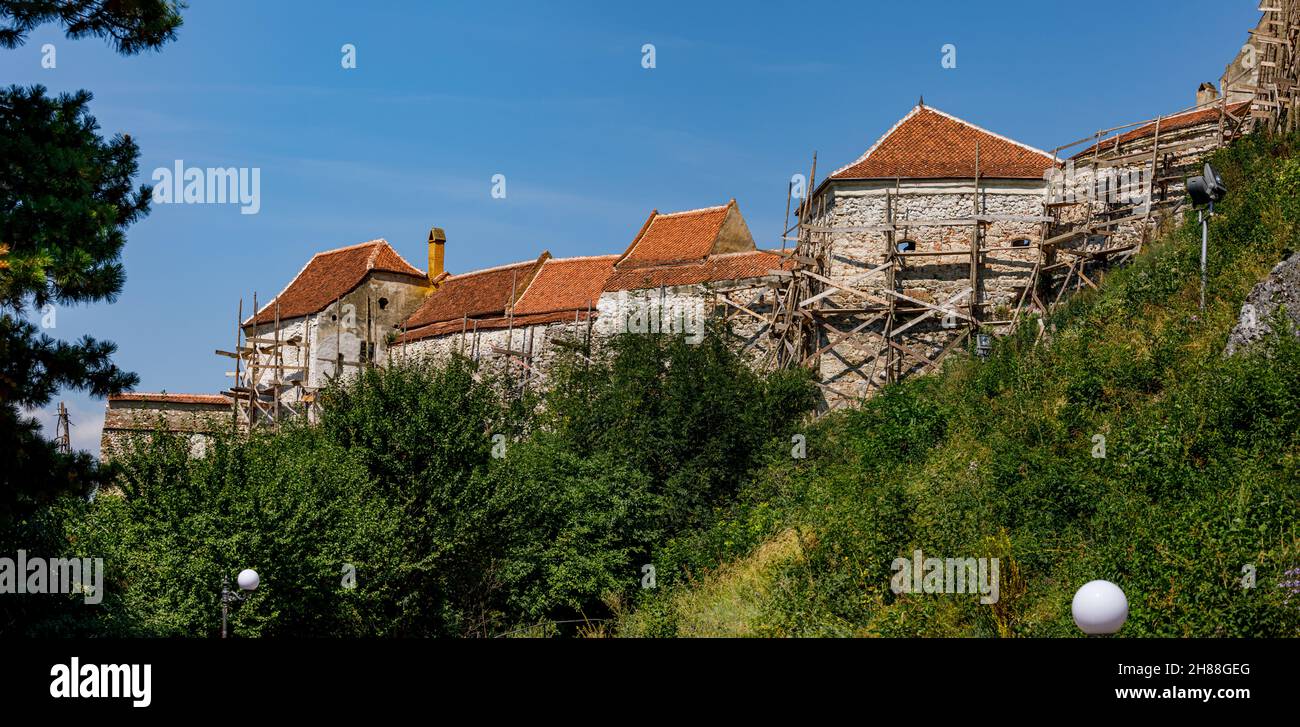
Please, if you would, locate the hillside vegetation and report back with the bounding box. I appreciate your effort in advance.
[622,131,1300,637]
[7,132,1298,638]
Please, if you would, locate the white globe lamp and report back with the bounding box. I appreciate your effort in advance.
[237,568,260,591]
[1072,579,1127,635]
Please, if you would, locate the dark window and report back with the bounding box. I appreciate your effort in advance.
[897,239,917,252]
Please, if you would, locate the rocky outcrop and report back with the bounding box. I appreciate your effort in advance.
[1225,250,1300,355]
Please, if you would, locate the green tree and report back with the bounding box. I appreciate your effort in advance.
[0,0,185,522]
[0,0,184,54]
[1,86,146,518]
[0,0,186,636]
[56,426,402,637]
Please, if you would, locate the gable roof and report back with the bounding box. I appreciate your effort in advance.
[246,240,425,326]
[829,104,1056,181]
[513,255,617,315]
[1070,101,1250,160]
[617,201,735,267]
[604,249,792,291]
[108,392,232,406]
[400,252,549,330]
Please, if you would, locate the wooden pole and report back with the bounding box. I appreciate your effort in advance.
[251,291,259,430]
[233,299,242,430]
[970,140,981,327]
[273,300,281,425]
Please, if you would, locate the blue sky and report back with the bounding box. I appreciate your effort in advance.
[2,0,1258,453]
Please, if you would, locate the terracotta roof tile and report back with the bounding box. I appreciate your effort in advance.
[247,240,425,325]
[400,253,548,330]
[603,250,792,291]
[513,255,617,315]
[1070,101,1250,160]
[618,202,732,266]
[109,392,232,406]
[830,105,1055,180]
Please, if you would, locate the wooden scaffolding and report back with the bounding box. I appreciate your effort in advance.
[768,100,1250,408]
[1241,0,1300,134]
[216,294,326,432]
[766,143,1051,406]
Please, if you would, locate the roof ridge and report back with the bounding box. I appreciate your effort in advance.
[247,251,320,324]
[829,103,1054,179]
[1159,99,1251,122]
[829,105,925,178]
[543,253,620,264]
[657,202,731,218]
[377,242,426,278]
[710,249,779,258]
[920,104,1056,161]
[449,257,541,278]
[312,238,389,257]
[109,392,231,401]
[244,238,423,326]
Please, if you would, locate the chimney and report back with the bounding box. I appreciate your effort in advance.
[1197,82,1219,107]
[427,226,446,283]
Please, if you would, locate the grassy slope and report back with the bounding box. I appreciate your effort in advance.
[622,132,1300,637]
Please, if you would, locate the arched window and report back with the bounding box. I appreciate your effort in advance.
[897,239,917,253]
[1009,238,1032,248]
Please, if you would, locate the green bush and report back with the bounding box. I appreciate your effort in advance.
[627,131,1300,637]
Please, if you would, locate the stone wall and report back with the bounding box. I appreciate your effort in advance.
[806,179,1045,402]
[101,398,232,461]
[1051,114,1232,252]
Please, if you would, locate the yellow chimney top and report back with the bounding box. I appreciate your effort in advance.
[428,227,446,284]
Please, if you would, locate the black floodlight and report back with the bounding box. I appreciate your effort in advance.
[1187,162,1227,313]
[1187,162,1227,207]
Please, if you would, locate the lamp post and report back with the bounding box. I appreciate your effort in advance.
[221,568,259,639]
[1186,162,1228,313]
[1072,579,1128,635]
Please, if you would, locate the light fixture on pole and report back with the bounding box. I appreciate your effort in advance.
[221,568,259,639]
[1186,162,1228,312]
[1071,579,1128,635]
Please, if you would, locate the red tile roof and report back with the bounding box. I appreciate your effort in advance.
[247,240,425,325]
[109,392,232,406]
[617,201,733,266]
[1070,101,1250,160]
[513,255,617,315]
[393,202,768,343]
[604,250,792,291]
[830,104,1056,180]
[401,253,548,330]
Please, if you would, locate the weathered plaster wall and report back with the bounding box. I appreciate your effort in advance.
[394,276,781,383]
[244,272,429,404]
